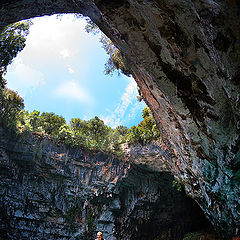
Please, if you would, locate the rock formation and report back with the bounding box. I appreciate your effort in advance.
[0,0,239,238]
[0,127,212,240]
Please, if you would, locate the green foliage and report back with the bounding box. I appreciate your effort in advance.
[8,105,161,154]
[85,19,131,76]
[58,124,73,144]
[10,103,160,155]
[126,107,160,145]
[172,179,182,192]
[40,112,66,136]
[182,232,205,240]
[87,116,110,149]
[20,110,42,132]
[0,21,31,87]
[70,116,112,151]
[108,126,127,155]
[85,18,100,35]
[28,110,41,130]
[100,35,131,76]
[70,118,89,135]
[20,112,115,152]
[0,20,30,130]
[116,125,128,136]
[19,110,66,137]
[0,88,24,129]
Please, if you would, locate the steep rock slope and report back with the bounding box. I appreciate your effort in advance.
[0,0,239,238]
[0,127,212,240]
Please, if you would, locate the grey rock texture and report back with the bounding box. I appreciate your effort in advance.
[0,0,239,238]
[114,165,211,240]
[0,127,213,240]
[0,127,127,240]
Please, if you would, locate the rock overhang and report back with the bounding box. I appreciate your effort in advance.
[0,0,240,238]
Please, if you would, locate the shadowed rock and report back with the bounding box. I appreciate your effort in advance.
[0,0,239,238]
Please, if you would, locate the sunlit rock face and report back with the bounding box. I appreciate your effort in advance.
[0,0,240,238]
[0,128,212,240]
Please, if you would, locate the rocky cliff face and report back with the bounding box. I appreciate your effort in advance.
[0,0,239,238]
[0,126,128,240]
[0,127,212,240]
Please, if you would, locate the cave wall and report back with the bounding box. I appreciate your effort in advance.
[0,127,211,240]
[114,165,211,240]
[0,127,128,240]
[0,0,239,238]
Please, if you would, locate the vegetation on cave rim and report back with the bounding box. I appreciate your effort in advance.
[0,20,32,87]
[0,20,160,155]
[85,17,131,76]
[1,105,160,154]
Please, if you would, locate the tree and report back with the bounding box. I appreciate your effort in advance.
[28,110,41,131]
[58,124,73,144]
[0,88,24,127]
[85,19,131,76]
[100,35,131,76]
[126,125,144,145]
[0,21,31,87]
[126,107,160,145]
[116,125,128,136]
[39,112,66,136]
[70,118,89,135]
[88,116,110,148]
[0,21,31,129]
[142,107,151,118]
[71,116,111,151]
[69,118,89,147]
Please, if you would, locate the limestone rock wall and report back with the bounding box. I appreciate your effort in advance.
[0,0,239,238]
[0,127,128,240]
[93,1,240,237]
[114,165,210,240]
[0,127,213,240]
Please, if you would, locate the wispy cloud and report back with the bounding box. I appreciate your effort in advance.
[67,65,75,74]
[101,78,143,128]
[102,115,121,128]
[7,58,45,96]
[5,14,146,127]
[53,80,94,104]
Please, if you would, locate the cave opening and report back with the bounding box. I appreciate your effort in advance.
[4,14,146,129]
[0,13,219,239]
[1,0,239,239]
[114,165,218,240]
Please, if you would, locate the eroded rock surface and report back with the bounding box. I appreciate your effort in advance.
[0,127,212,240]
[0,127,127,240]
[0,0,239,238]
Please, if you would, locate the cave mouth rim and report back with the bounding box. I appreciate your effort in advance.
[4,13,146,129]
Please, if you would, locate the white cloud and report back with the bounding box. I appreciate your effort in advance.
[20,14,100,65]
[7,58,45,96]
[101,78,140,128]
[127,100,146,120]
[5,14,102,88]
[102,115,121,128]
[118,79,137,115]
[53,80,94,104]
[67,65,75,74]
[60,49,72,59]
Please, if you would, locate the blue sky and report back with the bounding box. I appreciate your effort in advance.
[6,14,146,128]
